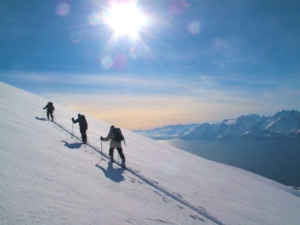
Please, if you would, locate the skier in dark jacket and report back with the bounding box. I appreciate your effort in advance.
[72,114,88,144]
[43,102,55,121]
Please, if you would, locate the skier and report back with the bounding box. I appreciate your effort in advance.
[72,114,88,144]
[43,102,55,121]
[100,125,126,168]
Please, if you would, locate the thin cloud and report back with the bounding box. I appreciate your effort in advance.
[1,71,299,129]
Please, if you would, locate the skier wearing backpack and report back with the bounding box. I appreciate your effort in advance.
[43,102,55,121]
[72,114,88,144]
[100,125,126,168]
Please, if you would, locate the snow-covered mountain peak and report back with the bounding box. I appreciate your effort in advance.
[136,111,300,140]
[273,110,300,120]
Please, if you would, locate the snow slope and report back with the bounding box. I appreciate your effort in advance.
[1,81,300,225]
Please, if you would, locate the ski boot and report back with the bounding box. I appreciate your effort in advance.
[110,155,115,162]
[120,159,126,168]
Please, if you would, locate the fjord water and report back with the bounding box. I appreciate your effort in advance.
[159,139,300,186]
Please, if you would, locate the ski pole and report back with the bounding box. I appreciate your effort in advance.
[97,140,103,165]
[101,140,103,160]
[71,121,73,138]
[43,109,44,118]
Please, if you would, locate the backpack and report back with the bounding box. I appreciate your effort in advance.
[80,115,88,128]
[112,128,124,142]
[48,102,54,110]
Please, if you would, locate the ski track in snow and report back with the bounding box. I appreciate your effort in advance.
[144,217,180,224]
[49,119,224,225]
[2,82,300,225]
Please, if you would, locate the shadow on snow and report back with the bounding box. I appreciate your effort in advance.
[35,116,47,121]
[61,140,82,149]
[95,162,125,183]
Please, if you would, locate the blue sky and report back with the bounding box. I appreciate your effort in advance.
[1,0,300,130]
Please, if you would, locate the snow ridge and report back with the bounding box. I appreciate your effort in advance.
[135,112,300,140]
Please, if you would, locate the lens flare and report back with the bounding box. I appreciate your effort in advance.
[188,20,201,34]
[169,0,185,14]
[88,11,108,25]
[129,46,138,59]
[56,2,70,16]
[70,30,82,43]
[101,56,114,70]
[113,54,128,70]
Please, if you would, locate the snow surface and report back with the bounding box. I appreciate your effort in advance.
[1,81,300,225]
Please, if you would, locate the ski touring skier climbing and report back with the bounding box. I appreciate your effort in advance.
[100,125,126,168]
[43,102,55,122]
[72,114,88,144]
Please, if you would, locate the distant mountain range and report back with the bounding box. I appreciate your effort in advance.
[134,110,300,140]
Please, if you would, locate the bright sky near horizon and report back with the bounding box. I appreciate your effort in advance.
[1,0,300,130]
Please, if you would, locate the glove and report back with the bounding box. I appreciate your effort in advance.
[100,136,103,141]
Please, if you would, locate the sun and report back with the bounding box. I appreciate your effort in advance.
[106,3,146,38]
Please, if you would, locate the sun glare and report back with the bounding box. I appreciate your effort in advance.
[106,4,146,38]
